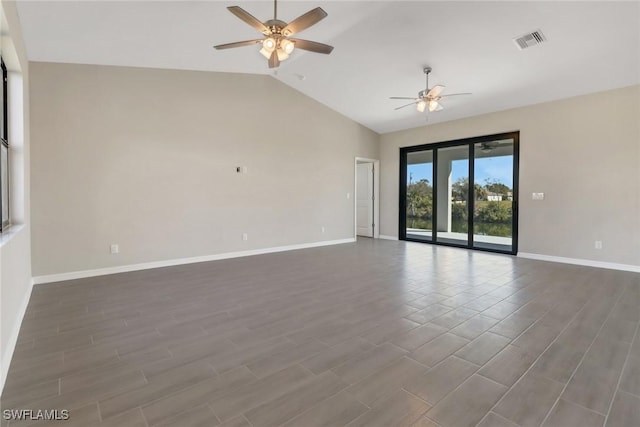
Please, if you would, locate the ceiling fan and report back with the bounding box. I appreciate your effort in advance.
[213,0,334,69]
[480,142,496,153]
[479,140,511,153]
[390,67,471,114]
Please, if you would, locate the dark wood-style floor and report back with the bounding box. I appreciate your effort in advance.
[1,239,639,427]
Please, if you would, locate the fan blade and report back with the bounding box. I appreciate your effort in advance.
[427,85,445,98]
[268,50,280,68]
[395,101,419,111]
[389,97,417,100]
[289,38,333,54]
[227,6,270,35]
[428,100,443,112]
[439,92,472,98]
[214,39,263,50]
[282,7,328,36]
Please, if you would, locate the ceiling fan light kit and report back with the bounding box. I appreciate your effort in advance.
[214,0,334,68]
[259,35,295,60]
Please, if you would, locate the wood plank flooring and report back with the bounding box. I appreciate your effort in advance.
[1,239,639,426]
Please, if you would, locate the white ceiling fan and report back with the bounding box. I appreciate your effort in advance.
[213,0,334,69]
[390,67,471,115]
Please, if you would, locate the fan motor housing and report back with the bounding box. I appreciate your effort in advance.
[265,19,287,34]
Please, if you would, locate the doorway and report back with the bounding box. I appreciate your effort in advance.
[399,132,519,254]
[355,158,380,239]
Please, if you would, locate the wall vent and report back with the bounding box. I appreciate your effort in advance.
[513,30,546,50]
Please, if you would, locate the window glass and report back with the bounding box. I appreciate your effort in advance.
[1,143,8,226]
[1,57,8,230]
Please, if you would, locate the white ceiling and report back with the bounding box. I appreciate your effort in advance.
[15,1,640,134]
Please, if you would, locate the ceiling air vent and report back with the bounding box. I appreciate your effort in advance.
[513,30,546,50]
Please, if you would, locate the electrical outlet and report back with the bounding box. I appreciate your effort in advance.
[346,192,351,199]
[321,226,325,234]
[595,240,603,250]
[110,244,119,254]
[532,192,545,200]
[242,233,248,241]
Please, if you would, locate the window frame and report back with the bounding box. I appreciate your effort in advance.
[399,131,520,255]
[1,56,9,231]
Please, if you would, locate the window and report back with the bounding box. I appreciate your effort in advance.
[1,57,9,231]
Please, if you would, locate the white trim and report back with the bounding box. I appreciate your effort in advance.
[518,252,640,273]
[33,238,356,285]
[1,278,34,395]
[379,235,399,241]
[0,224,25,248]
[354,157,380,239]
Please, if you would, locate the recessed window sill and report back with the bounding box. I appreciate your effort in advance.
[0,223,25,248]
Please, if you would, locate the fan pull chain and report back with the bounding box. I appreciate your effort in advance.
[274,0,278,20]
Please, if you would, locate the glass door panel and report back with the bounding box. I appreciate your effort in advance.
[435,145,469,246]
[473,139,515,252]
[406,150,434,241]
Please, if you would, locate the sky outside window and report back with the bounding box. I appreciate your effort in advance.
[408,155,513,188]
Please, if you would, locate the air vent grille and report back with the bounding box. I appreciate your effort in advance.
[514,30,546,50]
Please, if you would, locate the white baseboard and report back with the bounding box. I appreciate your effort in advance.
[33,238,356,285]
[379,235,398,241]
[518,252,640,273]
[1,278,34,395]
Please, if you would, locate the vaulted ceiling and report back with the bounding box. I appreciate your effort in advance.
[16,1,640,133]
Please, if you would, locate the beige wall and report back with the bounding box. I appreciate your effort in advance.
[29,62,379,276]
[1,0,32,392]
[380,85,640,267]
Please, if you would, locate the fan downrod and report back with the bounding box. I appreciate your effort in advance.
[422,66,432,95]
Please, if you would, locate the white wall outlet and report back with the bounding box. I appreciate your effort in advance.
[532,192,545,200]
[242,233,248,241]
[321,226,325,234]
[595,240,603,250]
[110,244,119,254]
[346,192,351,199]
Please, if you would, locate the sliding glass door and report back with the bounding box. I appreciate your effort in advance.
[473,139,516,252]
[436,145,470,246]
[405,150,434,241]
[400,132,519,255]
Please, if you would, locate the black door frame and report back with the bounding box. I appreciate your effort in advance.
[399,131,520,255]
